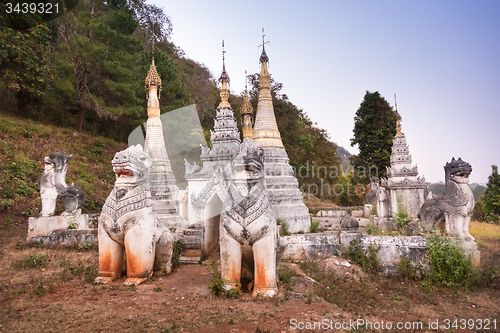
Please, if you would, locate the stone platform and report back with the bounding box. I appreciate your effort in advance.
[27,212,98,246]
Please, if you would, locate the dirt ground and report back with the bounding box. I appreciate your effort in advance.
[0,219,499,332]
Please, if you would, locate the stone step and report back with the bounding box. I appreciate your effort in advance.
[180,236,202,249]
[184,228,203,236]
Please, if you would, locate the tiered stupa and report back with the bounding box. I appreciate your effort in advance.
[144,56,183,227]
[251,42,310,233]
[187,42,241,178]
[377,111,427,221]
[184,44,241,258]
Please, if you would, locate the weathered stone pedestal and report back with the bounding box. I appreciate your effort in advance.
[27,211,98,246]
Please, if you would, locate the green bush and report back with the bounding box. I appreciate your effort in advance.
[346,239,380,273]
[423,234,478,288]
[22,254,48,269]
[278,219,291,236]
[310,220,320,233]
[170,241,182,270]
[394,196,412,228]
[397,256,418,281]
[208,260,226,296]
[278,266,297,284]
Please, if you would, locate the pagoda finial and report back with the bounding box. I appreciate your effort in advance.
[145,56,162,99]
[259,28,270,64]
[241,70,253,140]
[394,94,403,137]
[218,40,230,108]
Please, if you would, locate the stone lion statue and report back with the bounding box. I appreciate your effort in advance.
[39,151,85,216]
[418,157,475,241]
[95,145,174,286]
[219,138,284,297]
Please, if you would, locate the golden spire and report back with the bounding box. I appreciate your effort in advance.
[241,70,253,140]
[252,29,284,149]
[394,94,403,137]
[145,57,162,94]
[145,56,161,118]
[218,40,231,109]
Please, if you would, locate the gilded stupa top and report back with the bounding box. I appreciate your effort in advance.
[218,40,230,109]
[394,95,403,137]
[241,70,253,116]
[145,57,162,94]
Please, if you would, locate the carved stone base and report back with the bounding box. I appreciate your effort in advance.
[28,212,97,238]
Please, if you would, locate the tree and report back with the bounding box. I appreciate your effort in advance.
[0,23,55,114]
[350,91,396,181]
[482,165,500,223]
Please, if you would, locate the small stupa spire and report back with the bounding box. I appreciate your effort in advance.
[218,40,230,108]
[252,30,284,149]
[241,70,253,140]
[394,94,403,137]
[145,37,162,118]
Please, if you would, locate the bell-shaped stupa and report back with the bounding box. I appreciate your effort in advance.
[251,38,310,233]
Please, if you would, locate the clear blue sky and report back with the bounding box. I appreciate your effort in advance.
[151,0,500,184]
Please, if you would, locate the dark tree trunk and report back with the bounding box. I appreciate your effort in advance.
[77,97,86,132]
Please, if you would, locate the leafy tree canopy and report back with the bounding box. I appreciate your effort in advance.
[482,165,500,223]
[350,91,396,181]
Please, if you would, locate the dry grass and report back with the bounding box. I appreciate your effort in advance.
[470,221,500,239]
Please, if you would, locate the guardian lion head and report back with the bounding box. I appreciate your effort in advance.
[112,145,151,187]
[444,157,472,184]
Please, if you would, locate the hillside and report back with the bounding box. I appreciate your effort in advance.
[0,0,350,204]
[0,112,127,245]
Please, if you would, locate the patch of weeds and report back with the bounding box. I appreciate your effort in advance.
[84,199,102,213]
[129,284,136,291]
[84,266,96,283]
[299,260,318,276]
[277,219,291,236]
[346,240,380,273]
[310,220,321,233]
[209,260,226,296]
[278,266,297,284]
[171,241,182,269]
[226,285,241,298]
[78,241,96,251]
[1,198,13,211]
[395,196,412,228]
[74,163,95,195]
[484,265,499,287]
[33,281,45,297]
[33,240,45,248]
[21,254,48,269]
[67,220,79,229]
[366,219,382,235]
[153,287,162,292]
[86,140,105,162]
[423,233,478,289]
[397,256,419,281]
